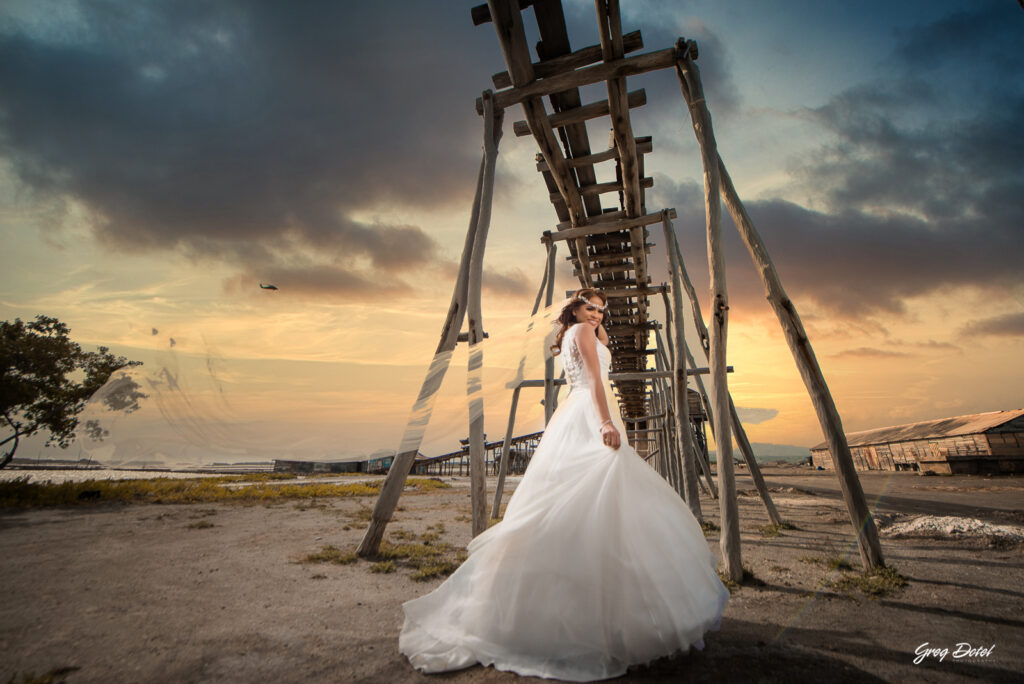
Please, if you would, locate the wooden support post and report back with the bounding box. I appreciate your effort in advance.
[677,38,882,568]
[357,157,489,558]
[661,212,703,518]
[491,386,521,519]
[667,207,776,520]
[466,91,504,538]
[716,141,885,569]
[675,43,741,581]
[543,241,558,423]
[596,0,642,218]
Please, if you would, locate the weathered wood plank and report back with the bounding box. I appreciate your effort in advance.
[513,88,646,136]
[476,47,678,112]
[491,30,644,88]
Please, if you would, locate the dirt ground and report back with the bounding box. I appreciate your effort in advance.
[1,465,1022,683]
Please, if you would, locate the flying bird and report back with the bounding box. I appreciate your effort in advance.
[259,283,279,290]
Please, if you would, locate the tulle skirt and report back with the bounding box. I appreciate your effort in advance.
[399,382,730,681]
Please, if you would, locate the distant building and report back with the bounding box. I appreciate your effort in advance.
[273,449,401,475]
[810,409,1024,475]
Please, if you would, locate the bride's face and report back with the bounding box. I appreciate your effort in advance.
[574,297,605,329]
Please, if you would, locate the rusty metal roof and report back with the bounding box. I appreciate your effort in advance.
[810,409,1024,451]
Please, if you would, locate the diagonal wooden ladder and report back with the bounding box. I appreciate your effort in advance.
[358,0,884,580]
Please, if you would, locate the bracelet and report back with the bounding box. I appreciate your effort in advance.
[600,419,613,428]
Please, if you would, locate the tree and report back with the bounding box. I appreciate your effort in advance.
[0,315,144,468]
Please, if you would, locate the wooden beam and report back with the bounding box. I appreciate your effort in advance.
[546,208,670,242]
[675,40,740,581]
[471,0,533,26]
[535,137,652,170]
[554,206,670,232]
[476,47,678,113]
[491,30,644,88]
[549,176,652,202]
[596,0,643,218]
[513,88,646,137]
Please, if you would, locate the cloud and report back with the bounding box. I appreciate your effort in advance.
[963,311,1024,337]
[649,6,1024,324]
[0,0,499,297]
[829,347,912,359]
[483,267,532,297]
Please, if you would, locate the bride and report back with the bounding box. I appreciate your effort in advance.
[399,288,729,681]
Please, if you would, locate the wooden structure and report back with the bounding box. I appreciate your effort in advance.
[274,451,398,475]
[358,0,884,578]
[811,409,1024,475]
[412,431,544,476]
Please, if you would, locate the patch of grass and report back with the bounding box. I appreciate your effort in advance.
[390,529,419,541]
[758,521,798,537]
[769,565,790,573]
[716,565,763,592]
[370,560,396,574]
[488,516,503,528]
[375,538,465,582]
[301,545,358,565]
[310,574,327,580]
[454,514,471,523]
[0,474,409,509]
[411,559,460,581]
[188,509,218,519]
[799,554,852,571]
[5,667,81,684]
[406,477,451,492]
[186,520,215,529]
[701,520,719,537]
[821,565,908,597]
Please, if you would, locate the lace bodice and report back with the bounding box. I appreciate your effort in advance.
[560,324,611,392]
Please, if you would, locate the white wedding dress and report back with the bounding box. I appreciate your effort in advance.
[399,322,729,681]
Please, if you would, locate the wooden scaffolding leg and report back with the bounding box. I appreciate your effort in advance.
[490,386,521,519]
[357,93,503,557]
[677,39,883,570]
[466,91,504,538]
[542,241,558,424]
[662,212,704,518]
[667,208,780,524]
[674,49,742,582]
[657,300,717,498]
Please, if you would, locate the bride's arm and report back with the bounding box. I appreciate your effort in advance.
[576,326,621,449]
[597,323,609,346]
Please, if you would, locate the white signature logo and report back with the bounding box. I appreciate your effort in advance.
[914,643,995,665]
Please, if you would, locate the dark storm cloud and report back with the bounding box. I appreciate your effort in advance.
[483,268,532,297]
[652,174,1021,321]
[651,4,1024,324]
[963,312,1024,337]
[0,0,500,296]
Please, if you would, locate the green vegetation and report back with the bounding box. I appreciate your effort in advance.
[1,315,143,469]
[716,565,763,591]
[799,554,853,571]
[758,521,798,538]
[303,526,466,582]
[820,565,908,597]
[0,475,447,509]
[701,520,719,537]
[301,546,358,565]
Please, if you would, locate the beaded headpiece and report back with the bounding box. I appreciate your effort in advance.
[575,294,607,312]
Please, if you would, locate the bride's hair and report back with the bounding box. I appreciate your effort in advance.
[551,288,608,356]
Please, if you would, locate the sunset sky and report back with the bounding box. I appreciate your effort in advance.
[2,0,1022,464]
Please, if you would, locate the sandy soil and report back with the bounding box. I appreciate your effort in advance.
[1,465,1022,683]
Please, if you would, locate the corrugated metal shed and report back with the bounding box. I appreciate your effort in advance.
[811,409,1024,450]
